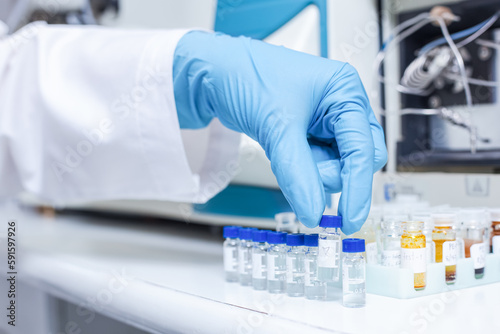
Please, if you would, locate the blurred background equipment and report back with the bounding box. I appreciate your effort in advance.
[8,0,500,226]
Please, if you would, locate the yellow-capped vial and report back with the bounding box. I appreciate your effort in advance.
[432,214,458,284]
[401,221,426,290]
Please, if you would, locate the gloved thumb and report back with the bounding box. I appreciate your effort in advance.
[263,126,325,228]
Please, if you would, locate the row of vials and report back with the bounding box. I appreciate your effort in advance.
[223,215,366,307]
[357,209,500,289]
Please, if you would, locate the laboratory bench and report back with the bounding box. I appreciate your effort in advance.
[0,207,498,334]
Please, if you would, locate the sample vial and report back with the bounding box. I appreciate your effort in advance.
[304,234,326,300]
[252,230,269,290]
[267,231,287,293]
[401,221,426,290]
[358,218,378,264]
[318,215,342,282]
[412,211,435,263]
[286,233,305,297]
[238,228,255,286]
[275,212,299,233]
[223,226,240,282]
[381,217,403,267]
[454,215,466,259]
[342,238,366,308]
[462,210,486,279]
[432,214,458,284]
[491,209,500,254]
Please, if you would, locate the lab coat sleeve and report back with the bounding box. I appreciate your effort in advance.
[0,22,241,205]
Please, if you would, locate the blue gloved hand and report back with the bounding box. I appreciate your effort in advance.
[173,31,387,235]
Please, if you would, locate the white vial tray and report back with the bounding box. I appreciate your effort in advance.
[366,254,500,299]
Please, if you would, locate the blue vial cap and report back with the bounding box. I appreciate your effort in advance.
[267,231,287,244]
[286,233,305,246]
[252,230,268,242]
[342,238,365,253]
[223,226,240,238]
[239,227,257,240]
[304,234,319,247]
[319,215,342,228]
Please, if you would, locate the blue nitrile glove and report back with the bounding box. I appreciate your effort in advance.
[173,31,387,235]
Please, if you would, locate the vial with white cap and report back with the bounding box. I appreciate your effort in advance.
[317,215,342,282]
[381,216,403,267]
[490,209,500,254]
[432,213,458,284]
[412,211,434,263]
[238,228,255,286]
[342,238,366,308]
[461,209,486,279]
[286,233,305,297]
[275,212,299,233]
[267,231,287,293]
[251,230,268,290]
[304,234,326,300]
[223,226,240,282]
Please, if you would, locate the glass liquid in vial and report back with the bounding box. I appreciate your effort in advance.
[304,234,326,300]
[381,218,403,267]
[267,231,287,293]
[462,210,486,279]
[342,238,366,308]
[238,228,255,286]
[317,215,342,282]
[252,230,269,290]
[286,233,305,297]
[223,226,240,282]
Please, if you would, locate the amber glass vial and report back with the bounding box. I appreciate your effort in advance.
[401,221,426,290]
[490,209,500,254]
[462,210,486,279]
[432,214,458,284]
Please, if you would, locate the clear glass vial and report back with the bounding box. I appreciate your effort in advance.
[342,238,366,308]
[318,215,342,282]
[275,212,299,233]
[223,226,240,282]
[252,230,269,290]
[461,210,486,279]
[358,218,378,264]
[381,217,403,267]
[401,221,426,290]
[238,228,255,286]
[432,214,458,284]
[267,231,287,293]
[304,234,326,300]
[286,233,305,297]
[454,213,466,259]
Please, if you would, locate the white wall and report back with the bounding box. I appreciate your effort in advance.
[101,0,217,29]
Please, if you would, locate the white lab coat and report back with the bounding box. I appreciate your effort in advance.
[0,22,240,205]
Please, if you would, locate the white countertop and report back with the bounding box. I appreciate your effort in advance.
[7,207,500,334]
